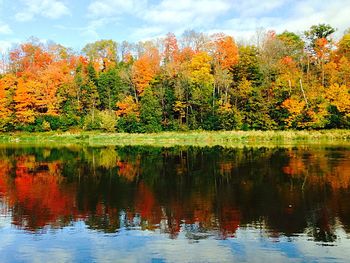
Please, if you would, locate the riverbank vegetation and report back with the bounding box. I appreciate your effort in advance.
[0,130,349,147]
[0,24,349,133]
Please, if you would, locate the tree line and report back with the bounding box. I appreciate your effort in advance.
[0,24,349,132]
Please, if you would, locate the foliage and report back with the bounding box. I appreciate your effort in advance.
[0,26,349,133]
[99,111,117,132]
[140,88,162,133]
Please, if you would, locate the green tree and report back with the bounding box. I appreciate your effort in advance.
[304,24,336,47]
[98,67,124,111]
[140,88,162,133]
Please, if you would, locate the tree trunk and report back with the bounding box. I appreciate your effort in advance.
[299,78,309,109]
[288,79,292,95]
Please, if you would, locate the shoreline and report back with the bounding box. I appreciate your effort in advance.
[0,130,349,147]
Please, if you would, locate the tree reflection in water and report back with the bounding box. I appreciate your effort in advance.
[0,145,349,244]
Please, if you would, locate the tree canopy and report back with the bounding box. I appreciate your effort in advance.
[0,25,349,132]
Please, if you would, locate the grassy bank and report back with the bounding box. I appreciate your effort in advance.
[0,130,349,147]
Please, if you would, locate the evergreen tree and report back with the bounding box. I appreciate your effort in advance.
[140,88,162,133]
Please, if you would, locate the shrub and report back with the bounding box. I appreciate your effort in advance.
[83,111,101,130]
[99,111,117,132]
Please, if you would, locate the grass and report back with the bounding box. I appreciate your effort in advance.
[0,130,349,147]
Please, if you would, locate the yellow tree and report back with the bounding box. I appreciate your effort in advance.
[282,97,306,128]
[325,83,350,117]
[0,74,17,130]
[116,95,140,118]
[188,51,214,125]
[277,56,301,94]
[13,78,37,124]
[189,52,214,88]
[337,56,350,86]
[338,32,350,60]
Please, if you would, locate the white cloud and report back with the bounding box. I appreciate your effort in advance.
[83,0,350,44]
[87,0,147,18]
[126,0,232,41]
[16,246,74,263]
[290,0,350,36]
[131,26,165,41]
[214,0,350,43]
[0,1,11,35]
[0,23,11,35]
[85,0,148,41]
[231,0,287,17]
[0,40,13,53]
[85,0,232,41]
[143,0,230,27]
[80,19,108,40]
[89,229,236,263]
[15,0,70,21]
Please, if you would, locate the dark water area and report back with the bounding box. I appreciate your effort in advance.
[0,145,350,262]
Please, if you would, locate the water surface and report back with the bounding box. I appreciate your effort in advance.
[0,145,349,262]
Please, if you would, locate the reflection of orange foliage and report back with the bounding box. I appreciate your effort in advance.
[308,164,350,189]
[219,207,240,238]
[191,194,213,224]
[0,156,81,231]
[282,157,305,175]
[116,158,140,181]
[326,164,350,189]
[284,150,350,189]
[0,160,10,196]
[135,182,159,222]
[219,162,234,175]
[10,160,78,230]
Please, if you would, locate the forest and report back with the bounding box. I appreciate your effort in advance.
[0,23,349,133]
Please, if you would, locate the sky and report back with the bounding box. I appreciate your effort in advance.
[0,0,349,52]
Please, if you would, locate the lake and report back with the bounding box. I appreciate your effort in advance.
[0,144,349,262]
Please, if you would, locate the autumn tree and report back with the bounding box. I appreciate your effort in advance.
[212,34,239,70]
[0,74,16,130]
[304,24,336,86]
[132,43,160,97]
[13,78,37,126]
[163,33,179,64]
[211,34,239,107]
[116,95,140,133]
[188,51,214,128]
[0,28,349,132]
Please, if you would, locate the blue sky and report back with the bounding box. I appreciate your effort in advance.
[0,0,349,52]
